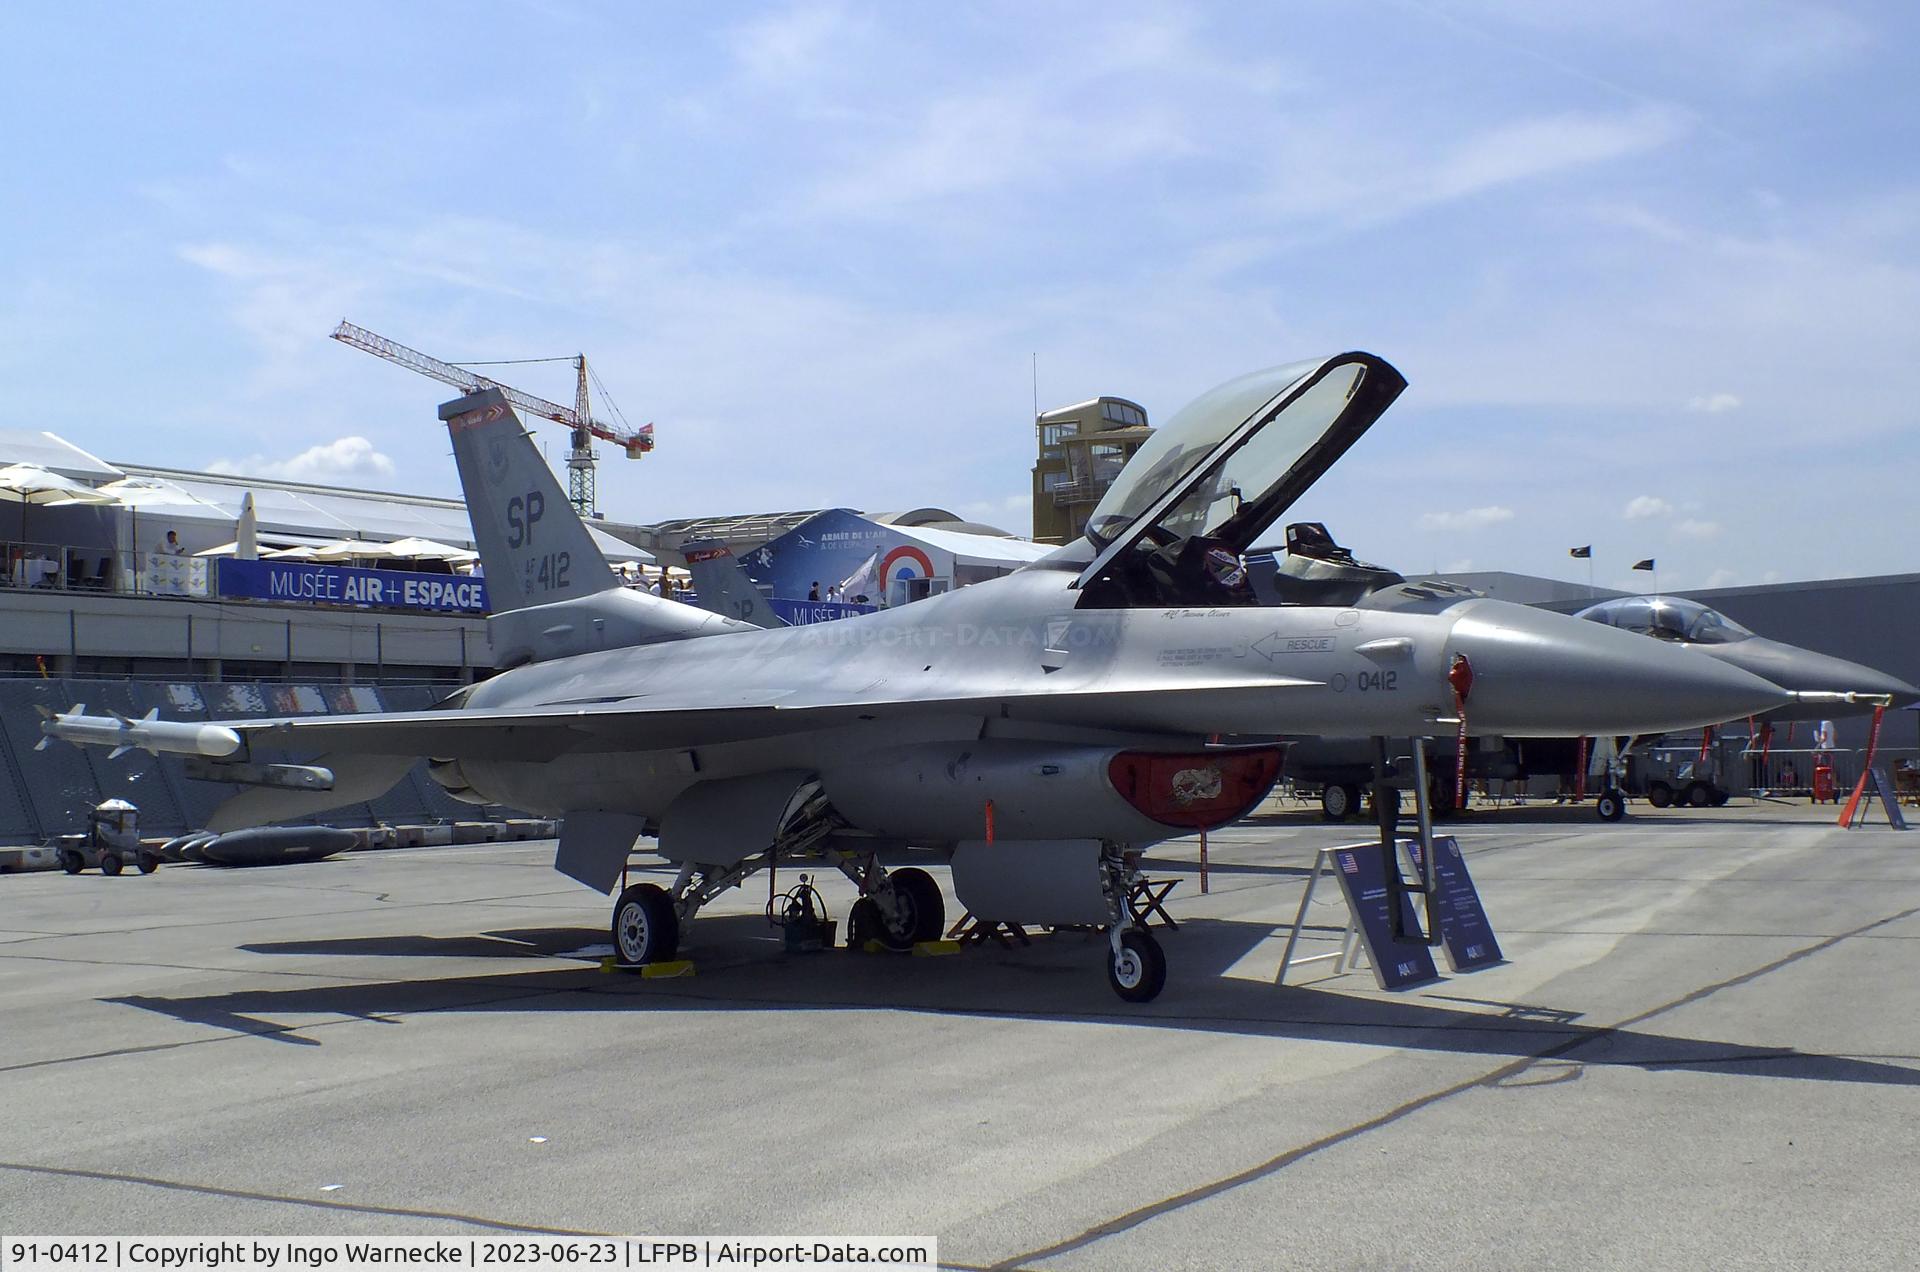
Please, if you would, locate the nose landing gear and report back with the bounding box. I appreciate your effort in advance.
[1108,926,1166,1002]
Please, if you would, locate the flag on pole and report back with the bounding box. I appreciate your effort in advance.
[1632,558,1655,571]
[1569,545,1591,558]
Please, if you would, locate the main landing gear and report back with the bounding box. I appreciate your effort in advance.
[608,787,947,969]
[609,826,1168,1005]
[845,865,945,951]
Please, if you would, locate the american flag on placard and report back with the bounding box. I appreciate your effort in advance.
[1338,852,1358,875]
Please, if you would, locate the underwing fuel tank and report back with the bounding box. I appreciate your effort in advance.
[816,741,1282,845]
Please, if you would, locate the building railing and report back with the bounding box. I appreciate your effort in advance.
[1,542,154,595]
[1048,480,1103,506]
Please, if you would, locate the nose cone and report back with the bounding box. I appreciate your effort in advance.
[1446,600,1790,737]
[1700,638,1920,718]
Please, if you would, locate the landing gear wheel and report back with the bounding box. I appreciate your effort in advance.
[846,896,879,948]
[99,853,123,877]
[1686,782,1713,808]
[1646,782,1674,809]
[1429,776,1458,819]
[871,867,945,951]
[137,853,159,874]
[61,850,83,874]
[611,882,679,967]
[1595,792,1625,822]
[1107,928,1166,1003]
[1320,782,1359,821]
[1709,787,1730,807]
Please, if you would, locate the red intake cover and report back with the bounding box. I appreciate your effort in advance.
[1107,747,1285,830]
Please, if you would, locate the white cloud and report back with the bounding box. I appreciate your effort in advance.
[1444,558,1475,572]
[209,436,397,484]
[1686,392,1742,412]
[729,2,861,88]
[1419,505,1515,531]
[1623,495,1673,520]
[1704,568,1739,589]
[1676,518,1721,539]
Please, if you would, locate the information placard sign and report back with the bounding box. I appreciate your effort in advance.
[1328,842,1440,991]
[1867,768,1909,830]
[1409,835,1505,973]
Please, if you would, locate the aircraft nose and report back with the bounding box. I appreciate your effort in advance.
[1722,638,1920,711]
[1444,600,1791,737]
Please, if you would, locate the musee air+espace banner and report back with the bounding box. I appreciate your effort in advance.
[217,560,490,615]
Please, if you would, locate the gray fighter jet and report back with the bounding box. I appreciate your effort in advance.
[41,353,1792,1000]
[1575,595,1919,718]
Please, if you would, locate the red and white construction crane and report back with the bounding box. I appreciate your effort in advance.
[331,319,653,518]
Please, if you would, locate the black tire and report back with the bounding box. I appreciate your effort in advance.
[1709,787,1731,807]
[1596,792,1625,822]
[1371,785,1403,826]
[610,882,679,966]
[1321,782,1358,821]
[99,853,123,877]
[1107,928,1167,1003]
[60,850,84,875]
[1429,775,1458,818]
[872,867,945,951]
[1686,782,1713,808]
[137,854,159,874]
[846,896,880,948]
[1646,782,1674,809]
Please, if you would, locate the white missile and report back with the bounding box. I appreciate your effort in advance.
[37,705,243,759]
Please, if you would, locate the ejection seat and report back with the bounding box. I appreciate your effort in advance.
[1252,522,1404,607]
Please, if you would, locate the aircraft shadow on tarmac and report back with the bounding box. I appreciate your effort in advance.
[100,913,1920,1089]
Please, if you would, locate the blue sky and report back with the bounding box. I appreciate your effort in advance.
[2,1,1914,591]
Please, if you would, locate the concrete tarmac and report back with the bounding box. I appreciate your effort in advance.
[2,800,1918,1269]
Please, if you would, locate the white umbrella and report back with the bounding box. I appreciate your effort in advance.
[235,491,258,561]
[379,536,476,562]
[309,539,393,562]
[0,462,113,547]
[263,544,320,560]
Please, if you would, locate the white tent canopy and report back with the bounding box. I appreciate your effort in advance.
[0,429,123,482]
[87,468,651,564]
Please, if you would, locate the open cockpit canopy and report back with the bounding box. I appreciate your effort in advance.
[1075,353,1407,607]
[1576,596,1755,645]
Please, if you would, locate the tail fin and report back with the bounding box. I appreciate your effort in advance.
[682,538,785,629]
[440,388,618,613]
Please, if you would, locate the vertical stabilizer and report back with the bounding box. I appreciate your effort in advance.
[441,389,619,613]
[682,537,785,629]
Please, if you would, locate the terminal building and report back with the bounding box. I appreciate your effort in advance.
[0,427,651,683]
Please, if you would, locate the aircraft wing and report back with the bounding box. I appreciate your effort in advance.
[51,675,1322,765]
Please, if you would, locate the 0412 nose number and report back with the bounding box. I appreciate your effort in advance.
[1355,670,1398,692]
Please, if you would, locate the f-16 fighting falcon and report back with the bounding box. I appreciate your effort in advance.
[40,353,1792,1000]
[1574,595,1919,718]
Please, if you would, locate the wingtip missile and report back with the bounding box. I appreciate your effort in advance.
[39,706,243,759]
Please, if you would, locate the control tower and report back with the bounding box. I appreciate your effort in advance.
[1030,396,1153,544]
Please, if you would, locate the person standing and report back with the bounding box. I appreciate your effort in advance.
[808,581,820,602]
